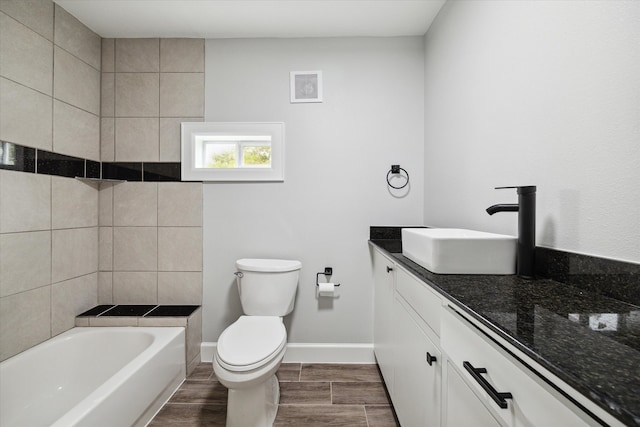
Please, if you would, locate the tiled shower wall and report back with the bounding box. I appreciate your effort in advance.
[98,182,203,306]
[97,37,204,306]
[0,1,205,362]
[0,2,101,361]
[100,37,204,162]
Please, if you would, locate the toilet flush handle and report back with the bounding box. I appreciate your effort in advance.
[234,272,244,278]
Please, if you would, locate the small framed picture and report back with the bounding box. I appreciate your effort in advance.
[290,71,323,103]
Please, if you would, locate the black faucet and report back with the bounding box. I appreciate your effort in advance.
[486,186,536,279]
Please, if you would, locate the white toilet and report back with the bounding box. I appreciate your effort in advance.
[213,258,301,427]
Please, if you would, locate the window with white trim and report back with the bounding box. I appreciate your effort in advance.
[181,122,284,181]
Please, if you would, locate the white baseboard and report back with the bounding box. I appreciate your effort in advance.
[201,342,216,363]
[201,342,375,364]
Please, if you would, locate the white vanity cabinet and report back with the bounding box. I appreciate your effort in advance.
[372,247,396,393]
[371,245,614,427]
[440,305,594,427]
[372,248,443,426]
[393,295,442,427]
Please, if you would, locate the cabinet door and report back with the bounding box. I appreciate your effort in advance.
[444,360,502,427]
[372,248,395,391]
[393,297,441,427]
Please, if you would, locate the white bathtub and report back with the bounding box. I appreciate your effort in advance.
[0,327,185,427]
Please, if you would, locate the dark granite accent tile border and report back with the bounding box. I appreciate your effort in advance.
[537,247,640,306]
[0,141,35,173]
[146,305,199,317]
[104,305,157,317]
[77,304,202,318]
[37,149,85,178]
[86,159,101,179]
[1,140,189,182]
[143,162,181,182]
[102,162,143,181]
[77,304,116,317]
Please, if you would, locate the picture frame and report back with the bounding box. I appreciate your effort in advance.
[290,70,323,103]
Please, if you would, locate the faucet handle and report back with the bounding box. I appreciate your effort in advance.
[495,186,536,194]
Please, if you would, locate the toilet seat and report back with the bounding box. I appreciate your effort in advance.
[216,316,286,372]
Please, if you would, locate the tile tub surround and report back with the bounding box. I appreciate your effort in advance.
[370,233,640,426]
[1,1,206,365]
[150,363,400,427]
[1,1,102,362]
[101,38,204,162]
[99,181,203,306]
[0,169,99,362]
[76,304,202,375]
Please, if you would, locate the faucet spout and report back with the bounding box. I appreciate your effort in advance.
[486,204,519,215]
[487,186,537,279]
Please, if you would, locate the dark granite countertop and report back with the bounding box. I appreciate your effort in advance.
[370,239,640,426]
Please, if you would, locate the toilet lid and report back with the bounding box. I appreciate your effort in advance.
[217,316,286,371]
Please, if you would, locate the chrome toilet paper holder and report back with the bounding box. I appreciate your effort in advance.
[316,267,341,287]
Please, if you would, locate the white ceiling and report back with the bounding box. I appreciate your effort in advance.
[53,0,446,39]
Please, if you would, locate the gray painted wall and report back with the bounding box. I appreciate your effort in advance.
[202,37,425,344]
[423,1,640,263]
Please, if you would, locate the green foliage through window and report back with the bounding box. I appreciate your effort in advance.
[243,146,271,166]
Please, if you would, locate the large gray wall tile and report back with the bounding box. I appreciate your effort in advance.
[0,231,51,297]
[51,273,97,336]
[186,308,202,363]
[98,271,113,304]
[138,316,186,327]
[101,118,115,162]
[113,227,158,271]
[53,4,101,70]
[113,271,158,304]
[0,77,52,150]
[115,73,159,117]
[0,12,53,95]
[98,184,114,226]
[99,226,113,271]
[160,73,204,117]
[160,39,204,72]
[113,182,158,226]
[53,46,100,115]
[116,38,159,72]
[158,182,202,226]
[101,38,115,72]
[52,176,98,229]
[53,100,100,161]
[158,227,202,272]
[114,117,159,161]
[52,227,98,283]
[89,316,138,327]
[0,170,51,233]
[0,0,54,41]
[0,286,50,361]
[159,117,202,162]
[101,72,115,117]
[158,271,202,304]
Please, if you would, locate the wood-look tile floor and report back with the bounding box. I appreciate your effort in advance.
[149,363,400,426]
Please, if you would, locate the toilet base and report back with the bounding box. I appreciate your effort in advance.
[226,374,280,427]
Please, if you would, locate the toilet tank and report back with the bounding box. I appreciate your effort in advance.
[235,259,302,316]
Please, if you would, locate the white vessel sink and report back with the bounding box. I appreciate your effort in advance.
[401,228,517,275]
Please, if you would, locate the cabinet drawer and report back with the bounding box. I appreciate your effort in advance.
[395,266,442,337]
[441,305,593,427]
